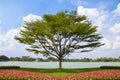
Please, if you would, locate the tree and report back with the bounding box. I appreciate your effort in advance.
[36,58,44,62]
[46,57,57,61]
[15,10,104,69]
[10,57,21,61]
[20,56,35,61]
[0,55,9,61]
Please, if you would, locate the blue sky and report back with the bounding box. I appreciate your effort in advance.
[0,0,120,58]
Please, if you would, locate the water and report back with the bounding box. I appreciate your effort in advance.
[0,61,120,68]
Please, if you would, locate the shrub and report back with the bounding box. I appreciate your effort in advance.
[0,66,20,69]
[100,66,120,69]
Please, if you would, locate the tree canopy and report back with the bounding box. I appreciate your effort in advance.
[15,10,104,68]
[0,55,9,61]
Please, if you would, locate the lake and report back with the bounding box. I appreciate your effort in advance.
[0,62,120,68]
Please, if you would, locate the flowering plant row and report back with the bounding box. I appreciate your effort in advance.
[0,70,120,80]
[91,78,120,80]
[0,78,120,80]
[0,70,56,80]
[59,70,120,80]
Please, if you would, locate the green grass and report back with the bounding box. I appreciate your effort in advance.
[51,72,69,76]
[19,67,100,72]
[15,67,105,76]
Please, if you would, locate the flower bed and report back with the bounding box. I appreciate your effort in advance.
[0,70,56,80]
[58,70,120,80]
[0,70,120,80]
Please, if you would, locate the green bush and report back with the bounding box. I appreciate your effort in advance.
[100,66,120,69]
[0,66,20,69]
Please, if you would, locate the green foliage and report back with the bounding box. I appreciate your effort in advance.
[10,56,35,61]
[0,66,20,69]
[15,10,104,68]
[100,66,120,69]
[46,57,57,61]
[0,55,9,61]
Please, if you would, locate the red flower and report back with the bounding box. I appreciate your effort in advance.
[0,70,120,80]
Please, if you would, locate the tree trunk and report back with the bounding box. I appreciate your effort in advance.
[59,59,62,69]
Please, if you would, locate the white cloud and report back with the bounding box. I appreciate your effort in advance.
[113,3,120,16]
[110,23,120,34]
[0,29,19,52]
[112,36,120,49]
[100,38,112,49]
[77,6,99,19]
[23,14,42,22]
[19,26,26,31]
[110,3,120,49]
[0,14,42,56]
[94,14,107,31]
[0,28,41,57]
[77,6,107,32]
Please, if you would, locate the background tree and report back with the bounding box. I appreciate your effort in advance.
[0,55,9,61]
[15,10,104,69]
[46,57,57,62]
[10,57,21,61]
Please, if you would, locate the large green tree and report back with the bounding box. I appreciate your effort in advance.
[15,11,104,69]
[0,55,9,61]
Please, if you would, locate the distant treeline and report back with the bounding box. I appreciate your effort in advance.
[1,55,120,62]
